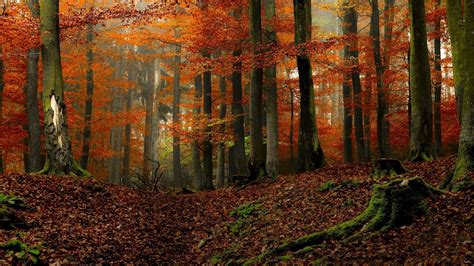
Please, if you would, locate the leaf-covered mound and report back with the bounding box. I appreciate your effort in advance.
[0,155,472,264]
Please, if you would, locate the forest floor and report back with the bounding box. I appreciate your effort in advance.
[0,155,473,264]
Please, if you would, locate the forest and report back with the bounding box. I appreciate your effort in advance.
[0,0,473,264]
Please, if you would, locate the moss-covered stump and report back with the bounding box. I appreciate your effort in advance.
[371,159,407,179]
[245,177,441,265]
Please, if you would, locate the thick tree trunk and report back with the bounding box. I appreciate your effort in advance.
[294,0,324,172]
[202,52,214,190]
[24,0,42,173]
[232,49,248,177]
[80,23,94,170]
[408,0,434,162]
[38,0,90,176]
[370,0,389,158]
[249,0,266,178]
[446,0,465,124]
[217,76,227,187]
[173,43,183,189]
[193,74,204,189]
[434,0,442,156]
[445,1,474,192]
[264,0,279,178]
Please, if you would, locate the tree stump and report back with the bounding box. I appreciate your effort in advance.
[371,158,407,179]
[246,177,441,265]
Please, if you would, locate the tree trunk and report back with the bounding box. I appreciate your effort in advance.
[408,0,434,162]
[173,43,183,189]
[24,0,42,173]
[445,1,474,192]
[434,0,442,156]
[142,59,154,180]
[0,46,4,174]
[370,0,389,158]
[80,23,94,170]
[294,0,324,172]
[202,52,214,190]
[122,67,133,186]
[232,49,248,177]
[217,76,227,187]
[193,74,204,189]
[446,0,465,124]
[364,82,372,161]
[341,1,354,163]
[38,0,90,176]
[249,0,266,178]
[264,0,279,178]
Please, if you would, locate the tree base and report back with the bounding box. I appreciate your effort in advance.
[371,158,407,179]
[246,177,441,265]
[407,149,433,162]
[440,158,474,192]
[36,159,92,177]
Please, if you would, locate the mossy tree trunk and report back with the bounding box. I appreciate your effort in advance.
[247,177,441,264]
[38,0,90,176]
[249,0,266,178]
[294,0,324,172]
[444,1,474,192]
[446,0,465,124]
[408,0,434,162]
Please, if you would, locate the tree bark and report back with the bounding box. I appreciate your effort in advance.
[294,0,324,172]
[232,49,248,177]
[264,0,279,177]
[249,0,266,178]
[24,0,42,173]
[122,65,133,186]
[173,42,183,189]
[202,52,214,190]
[0,46,4,174]
[216,75,227,187]
[408,0,434,161]
[434,0,442,156]
[370,0,389,158]
[193,74,204,189]
[446,0,465,124]
[38,0,90,176]
[80,23,94,170]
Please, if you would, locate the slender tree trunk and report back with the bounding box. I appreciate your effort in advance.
[289,87,295,169]
[382,0,394,151]
[217,76,227,187]
[80,23,94,170]
[434,0,442,155]
[38,0,89,176]
[342,1,354,163]
[193,74,204,189]
[122,66,133,186]
[0,46,4,174]
[370,0,389,158]
[446,0,465,124]
[202,52,214,190]
[173,43,183,189]
[109,91,123,184]
[294,0,324,172]
[249,0,266,178]
[264,0,279,177]
[232,49,248,177]
[408,0,434,161]
[364,82,372,161]
[24,0,42,173]
[142,59,154,179]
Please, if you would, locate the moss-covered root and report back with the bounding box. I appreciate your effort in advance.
[371,159,408,179]
[407,150,434,162]
[245,177,442,265]
[36,159,92,177]
[440,159,474,192]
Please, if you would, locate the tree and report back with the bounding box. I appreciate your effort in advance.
[370,0,389,158]
[249,0,266,178]
[173,41,183,189]
[408,0,434,161]
[216,75,227,187]
[264,0,278,177]
[24,0,42,173]
[202,52,214,190]
[446,0,465,123]
[80,22,94,170]
[443,0,474,191]
[0,45,4,174]
[192,74,204,189]
[37,0,90,176]
[433,0,442,155]
[294,0,324,171]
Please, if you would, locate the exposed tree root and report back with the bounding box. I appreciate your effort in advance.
[407,150,433,162]
[440,158,474,192]
[371,158,407,179]
[245,177,442,265]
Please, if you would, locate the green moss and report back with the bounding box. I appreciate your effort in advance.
[0,193,26,209]
[279,254,293,261]
[318,180,360,193]
[318,181,336,192]
[211,244,242,265]
[1,239,44,265]
[228,202,263,235]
